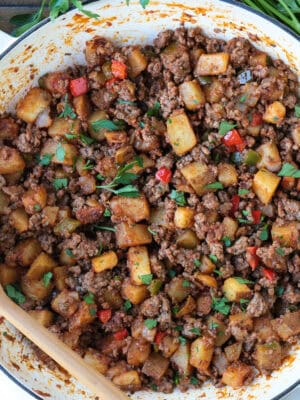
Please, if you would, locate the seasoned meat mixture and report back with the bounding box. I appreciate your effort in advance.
[0,27,300,393]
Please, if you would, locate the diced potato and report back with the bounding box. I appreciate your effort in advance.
[291,125,300,146]
[241,83,261,107]
[208,316,230,346]
[218,163,238,187]
[0,264,18,286]
[73,95,91,120]
[92,251,118,273]
[252,169,280,204]
[180,161,215,195]
[104,131,127,145]
[190,48,205,66]
[263,101,286,124]
[142,353,169,380]
[131,317,157,342]
[83,349,110,374]
[0,117,19,140]
[115,145,135,165]
[48,118,81,138]
[69,301,97,330]
[166,277,190,303]
[160,335,179,358]
[222,217,238,240]
[103,288,123,310]
[26,252,57,280]
[204,78,224,103]
[42,206,59,226]
[271,222,299,248]
[9,208,29,233]
[0,146,25,174]
[190,336,215,374]
[222,362,252,388]
[54,218,81,237]
[176,229,199,249]
[249,52,268,67]
[115,222,152,248]
[271,310,300,340]
[257,141,281,172]
[121,278,148,305]
[128,246,151,285]
[194,273,217,288]
[53,266,68,291]
[196,53,229,76]
[112,371,141,390]
[88,110,108,141]
[281,176,295,190]
[253,317,278,342]
[150,207,168,227]
[110,196,150,223]
[58,206,72,221]
[224,342,242,363]
[223,277,251,302]
[78,175,96,195]
[59,248,77,266]
[127,339,151,366]
[255,341,282,371]
[51,290,80,318]
[21,276,53,301]
[128,48,148,78]
[179,80,205,110]
[12,239,42,267]
[41,139,78,166]
[229,313,253,341]
[22,185,47,214]
[171,342,192,376]
[28,310,54,327]
[17,88,51,123]
[166,110,197,156]
[0,190,9,214]
[199,255,215,274]
[174,207,194,229]
[125,154,155,175]
[175,295,196,318]
[39,71,70,95]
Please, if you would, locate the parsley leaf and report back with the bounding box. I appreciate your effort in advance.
[91,119,125,131]
[5,284,26,304]
[58,95,76,119]
[259,224,269,241]
[275,286,285,296]
[147,227,157,236]
[49,0,69,20]
[278,163,300,178]
[276,247,285,256]
[144,319,157,329]
[238,188,249,196]
[209,321,219,329]
[38,153,53,166]
[83,159,94,170]
[234,277,254,284]
[239,94,247,103]
[170,190,186,206]
[146,101,160,117]
[295,104,300,118]
[43,272,53,288]
[112,185,140,198]
[194,259,201,267]
[182,280,191,287]
[103,208,111,217]
[80,134,94,146]
[178,336,187,344]
[53,178,68,190]
[83,292,95,305]
[93,225,116,232]
[55,142,66,162]
[168,269,176,278]
[117,99,137,106]
[140,0,150,9]
[222,236,231,247]
[65,248,74,258]
[219,121,237,136]
[190,376,199,385]
[190,327,201,335]
[71,0,99,19]
[10,0,47,37]
[124,300,132,312]
[209,254,218,264]
[140,274,153,285]
[212,297,231,315]
[204,181,224,190]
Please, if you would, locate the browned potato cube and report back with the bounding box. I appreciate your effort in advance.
[0,264,18,286]
[176,229,199,249]
[42,206,59,226]
[194,273,218,288]
[190,336,215,374]
[73,95,91,120]
[142,353,169,380]
[21,276,53,301]
[257,141,281,172]
[112,371,141,390]
[51,290,80,318]
[255,341,282,371]
[166,110,197,156]
[207,316,231,346]
[104,131,127,145]
[204,79,224,103]
[222,362,252,388]
[160,335,179,358]
[69,301,97,330]
[0,190,9,214]
[271,222,299,248]
[127,339,151,366]
[196,53,229,76]
[128,48,148,78]
[92,251,118,273]
[88,110,108,141]
[179,80,205,110]
[218,163,238,187]
[48,118,81,138]
[175,295,196,318]
[115,222,152,248]
[199,255,215,274]
[249,52,268,67]
[13,239,42,267]
[291,125,300,146]
[229,313,253,341]
[224,342,242,363]
[223,277,251,302]
[0,117,19,140]
[0,146,25,174]
[271,310,300,340]
[54,218,81,237]
[263,101,286,124]
[110,196,150,223]
[121,278,148,305]
[53,266,68,291]
[128,246,151,285]
[166,277,190,303]
[83,349,110,374]
[180,161,216,195]
[28,310,54,327]
[253,169,280,204]
[9,208,29,233]
[17,88,51,123]
[41,139,78,166]
[174,207,194,229]
[253,317,278,342]
[22,185,47,214]
[26,252,57,280]
[222,217,238,240]
[171,342,192,376]
[59,248,77,266]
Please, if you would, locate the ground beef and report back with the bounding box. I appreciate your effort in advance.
[246,292,268,317]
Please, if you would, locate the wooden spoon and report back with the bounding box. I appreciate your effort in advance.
[0,285,130,400]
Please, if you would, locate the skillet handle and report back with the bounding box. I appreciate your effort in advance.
[0,31,16,55]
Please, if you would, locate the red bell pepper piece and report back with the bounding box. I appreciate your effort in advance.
[222,129,246,152]
[105,77,118,89]
[155,167,172,183]
[111,60,127,79]
[70,77,88,97]
[231,194,240,214]
[154,331,167,345]
[246,246,260,270]
[251,112,263,127]
[97,309,112,324]
[251,210,261,225]
[114,328,128,341]
[262,268,277,282]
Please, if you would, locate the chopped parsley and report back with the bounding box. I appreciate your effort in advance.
[209,321,219,330]
[234,277,254,284]
[239,94,247,103]
[83,292,95,305]
[222,236,231,247]
[190,376,199,385]
[275,286,285,296]
[295,104,300,118]
[276,247,285,256]
[209,254,218,264]
[65,248,74,258]
[91,119,125,131]
[53,178,68,190]
[38,153,53,166]
[140,274,153,285]
[124,300,132,312]
[150,383,158,391]
[43,271,53,288]
[204,181,224,190]
[170,190,186,206]
[175,325,183,332]
[190,327,201,335]
[58,95,76,119]
[89,307,96,317]
[178,336,187,345]
[5,284,26,304]
[219,121,237,136]
[80,134,94,146]
[55,142,66,162]
[103,208,111,217]
[33,204,41,211]
[259,224,269,241]
[238,188,250,196]
[182,280,191,288]
[93,225,116,232]
[240,298,250,311]
[147,227,157,235]
[96,173,105,181]
[144,319,157,329]
[168,269,177,278]
[117,99,137,106]
[278,163,300,178]
[212,297,231,315]
[194,259,201,267]
[146,101,160,117]
[83,159,94,170]
[214,268,222,276]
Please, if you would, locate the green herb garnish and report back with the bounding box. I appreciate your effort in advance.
[182,280,191,288]
[43,272,53,288]
[144,319,157,329]
[91,119,125,131]
[275,286,285,296]
[146,101,160,117]
[140,274,153,285]
[103,208,111,217]
[209,254,218,264]
[178,336,187,345]
[278,163,300,178]
[190,376,199,385]
[58,95,76,119]
[83,292,95,305]
[5,285,26,304]
[295,104,300,118]
[194,259,201,267]
[204,181,224,190]
[93,225,116,232]
[276,247,285,256]
[53,178,68,190]
[209,321,219,329]
[124,300,132,312]
[83,160,94,170]
[38,153,53,166]
[65,248,74,258]
[80,134,95,146]
[259,224,269,241]
[222,236,231,247]
[190,327,201,335]
[219,121,237,136]
[212,297,231,315]
[55,142,66,162]
[234,277,254,284]
[147,227,157,236]
[170,190,186,206]
[238,188,249,196]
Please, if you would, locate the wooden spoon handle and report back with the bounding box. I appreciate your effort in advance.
[0,287,130,400]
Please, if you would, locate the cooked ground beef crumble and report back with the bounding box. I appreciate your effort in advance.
[0,26,299,393]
